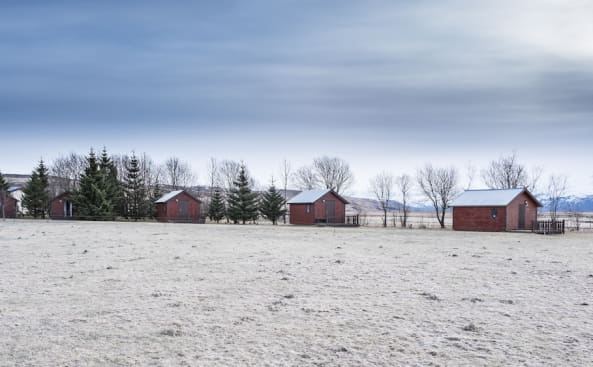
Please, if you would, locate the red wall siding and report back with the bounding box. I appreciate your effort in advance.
[506,192,538,231]
[315,192,346,224]
[156,192,201,223]
[156,203,168,221]
[1,196,17,218]
[50,194,75,219]
[50,199,64,219]
[453,206,507,232]
[289,203,316,224]
[453,192,539,232]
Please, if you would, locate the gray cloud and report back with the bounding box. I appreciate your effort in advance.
[1,1,592,193]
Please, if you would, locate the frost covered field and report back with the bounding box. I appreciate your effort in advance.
[1,220,592,366]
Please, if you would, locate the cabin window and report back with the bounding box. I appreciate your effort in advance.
[306,204,311,213]
[491,208,498,219]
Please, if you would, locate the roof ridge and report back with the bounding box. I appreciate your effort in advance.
[287,188,344,204]
[465,188,523,191]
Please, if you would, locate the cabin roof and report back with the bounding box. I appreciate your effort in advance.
[450,188,542,207]
[7,185,22,192]
[155,190,184,203]
[155,190,201,203]
[287,189,349,204]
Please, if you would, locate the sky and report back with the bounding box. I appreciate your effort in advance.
[1,0,592,197]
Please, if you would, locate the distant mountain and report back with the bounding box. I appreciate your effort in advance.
[539,195,593,212]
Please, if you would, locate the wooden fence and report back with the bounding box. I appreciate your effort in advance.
[532,220,565,235]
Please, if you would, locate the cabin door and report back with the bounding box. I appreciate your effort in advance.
[64,200,73,218]
[179,200,190,221]
[518,203,526,229]
[325,200,336,223]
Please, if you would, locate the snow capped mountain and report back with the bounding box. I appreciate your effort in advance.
[539,195,593,212]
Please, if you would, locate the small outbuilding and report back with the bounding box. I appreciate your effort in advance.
[0,194,18,218]
[450,188,542,232]
[287,189,349,225]
[50,192,76,219]
[155,190,202,223]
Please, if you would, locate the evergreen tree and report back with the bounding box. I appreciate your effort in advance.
[149,182,163,218]
[226,164,259,224]
[0,171,8,191]
[22,160,50,218]
[207,189,226,223]
[259,183,286,225]
[0,171,9,219]
[99,147,121,218]
[124,153,146,220]
[74,149,113,220]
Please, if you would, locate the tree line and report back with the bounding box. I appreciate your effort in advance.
[3,148,289,224]
[1,150,572,227]
[206,163,286,225]
[13,149,156,220]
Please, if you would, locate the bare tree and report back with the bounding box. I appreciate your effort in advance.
[547,174,568,222]
[370,172,393,227]
[279,159,291,224]
[465,161,477,190]
[482,152,540,191]
[528,166,543,193]
[293,165,320,190]
[50,152,86,193]
[417,164,459,229]
[207,157,220,194]
[111,154,130,183]
[202,157,220,217]
[396,174,412,228]
[135,153,163,203]
[313,156,354,194]
[218,159,242,192]
[164,157,195,189]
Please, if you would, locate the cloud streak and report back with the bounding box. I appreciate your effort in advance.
[1,0,592,193]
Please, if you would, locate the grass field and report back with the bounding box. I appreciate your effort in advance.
[1,220,592,366]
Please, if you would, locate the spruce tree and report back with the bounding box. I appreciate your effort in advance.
[0,172,7,192]
[22,160,50,218]
[124,153,146,220]
[75,149,112,220]
[99,147,121,219]
[259,183,286,225]
[226,164,259,224]
[207,189,226,223]
[149,182,163,218]
[0,171,9,219]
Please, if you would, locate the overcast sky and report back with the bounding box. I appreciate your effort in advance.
[1,1,592,197]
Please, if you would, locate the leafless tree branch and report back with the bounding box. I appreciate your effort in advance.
[417,164,459,229]
[370,172,394,227]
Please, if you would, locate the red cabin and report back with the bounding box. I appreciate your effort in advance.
[288,189,348,225]
[0,194,17,218]
[451,188,542,232]
[155,190,202,223]
[50,192,75,219]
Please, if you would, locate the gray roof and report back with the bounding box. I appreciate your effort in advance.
[155,190,184,203]
[287,189,349,204]
[287,189,330,204]
[450,188,541,207]
[7,185,22,192]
